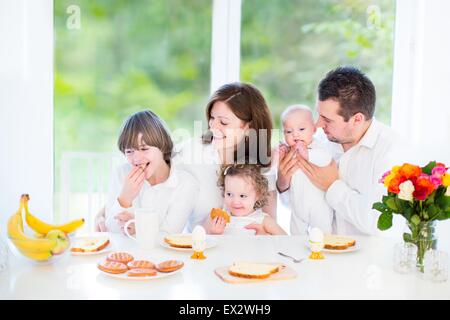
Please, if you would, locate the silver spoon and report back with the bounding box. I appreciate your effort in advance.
[277,252,306,263]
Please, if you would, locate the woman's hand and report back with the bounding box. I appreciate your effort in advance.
[114,211,135,235]
[245,223,270,235]
[118,166,146,208]
[205,216,226,235]
[276,147,301,193]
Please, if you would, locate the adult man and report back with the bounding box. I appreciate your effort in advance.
[277,66,400,235]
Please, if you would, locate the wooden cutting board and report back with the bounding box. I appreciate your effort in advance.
[214,264,297,284]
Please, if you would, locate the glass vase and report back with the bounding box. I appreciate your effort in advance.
[405,221,437,273]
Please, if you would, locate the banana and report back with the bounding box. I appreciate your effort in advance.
[7,195,57,261]
[10,238,56,253]
[22,194,85,235]
[17,249,53,261]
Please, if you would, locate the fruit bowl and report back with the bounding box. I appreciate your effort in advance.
[7,230,71,264]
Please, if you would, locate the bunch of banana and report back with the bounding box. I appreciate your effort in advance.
[7,197,57,261]
[22,194,85,235]
[7,194,83,262]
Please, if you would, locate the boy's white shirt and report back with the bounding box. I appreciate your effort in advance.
[289,137,334,235]
[224,208,268,235]
[172,137,277,232]
[105,163,199,234]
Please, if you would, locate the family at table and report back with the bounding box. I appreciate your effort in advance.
[94,66,400,238]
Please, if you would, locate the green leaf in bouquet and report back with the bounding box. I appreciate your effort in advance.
[377,212,393,230]
[372,202,388,213]
[436,191,450,211]
[403,232,412,243]
[425,192,436,205]
[395,197,410,211]
[385,197,399,211]
[411,214,421,225]
[436,211,449,221]
[403,207,413,220]
[422,161,436,175]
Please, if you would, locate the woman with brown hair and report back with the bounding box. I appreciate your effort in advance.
[174,82,277,232]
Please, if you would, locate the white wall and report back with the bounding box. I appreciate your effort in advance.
[0,0,53,228]
[392,0,450,164]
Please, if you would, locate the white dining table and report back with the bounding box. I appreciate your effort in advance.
[1,233,449,300]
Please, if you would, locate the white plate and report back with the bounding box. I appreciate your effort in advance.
[160,234,218,252]
[70,234,111,256]
[98,266,182,280]
[305,238,361,254]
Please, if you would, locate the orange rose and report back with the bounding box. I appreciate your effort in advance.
[388,175,405,194]
[399,163,422,180]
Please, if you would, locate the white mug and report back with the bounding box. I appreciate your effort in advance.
[124,209,159,249]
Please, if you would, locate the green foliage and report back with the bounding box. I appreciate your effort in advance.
[54,0,396,193]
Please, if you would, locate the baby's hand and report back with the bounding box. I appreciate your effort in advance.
[207,216,226,235]
[273,143,289,165]
[295,141,309,161]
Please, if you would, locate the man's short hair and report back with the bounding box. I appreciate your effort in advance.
[318,66,376,121]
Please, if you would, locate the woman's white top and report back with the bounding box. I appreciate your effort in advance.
[289,137,333,235]
[173,137,276,232]
[224,209,268,235]
[105,163,199,234]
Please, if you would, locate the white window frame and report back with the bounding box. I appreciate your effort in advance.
[210,0,242,93]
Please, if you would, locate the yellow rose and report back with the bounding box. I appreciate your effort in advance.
[443,173,450,187]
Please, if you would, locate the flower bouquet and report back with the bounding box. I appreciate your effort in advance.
[373,161,450,272]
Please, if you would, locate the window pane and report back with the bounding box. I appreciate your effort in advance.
[241,0,395,127]
[54,1,211,220]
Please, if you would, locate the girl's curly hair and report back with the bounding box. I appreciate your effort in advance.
[217,164,269,209]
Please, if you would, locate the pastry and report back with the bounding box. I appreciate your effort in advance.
[106,252,134,264]
[127,260,155,270]
[210,208,230,223]
[97,260,128,274]
[156,260,184,273]
[127,268,157,277]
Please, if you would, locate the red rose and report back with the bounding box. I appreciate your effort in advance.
[413,176,435,200]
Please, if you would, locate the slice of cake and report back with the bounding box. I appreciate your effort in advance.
[228,262,280,279]
[323,235,356,250]
[164,234,193,248]
[71,237,110,253]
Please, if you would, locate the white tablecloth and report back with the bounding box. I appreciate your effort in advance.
[1,234,449,299]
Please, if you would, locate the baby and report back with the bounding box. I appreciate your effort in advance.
[204,164,286,235]
[280,105,333,235]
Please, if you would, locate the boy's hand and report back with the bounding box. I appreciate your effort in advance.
[115,211,135,235]
[118,166,146,208]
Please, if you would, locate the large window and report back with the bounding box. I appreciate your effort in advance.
[241,0,395,128]
[54,0,395,224]
[54,1,212,221]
